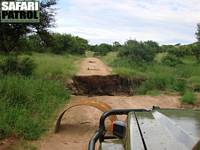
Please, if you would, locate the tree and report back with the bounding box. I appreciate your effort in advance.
[144,40,160,53]
[192,43,200,63]
[192,24,200,62]
[196,23,200,42]
[51,33,88,54]
[0,0,56,53]
[113,41,121,50]
[118,40,158,62]
[91,43,113,56]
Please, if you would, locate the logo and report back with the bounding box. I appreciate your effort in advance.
[0,0,40,23]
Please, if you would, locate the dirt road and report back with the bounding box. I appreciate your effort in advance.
[77,57,112,76]
[38,57,181,150]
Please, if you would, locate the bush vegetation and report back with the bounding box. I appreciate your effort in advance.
[0,55,35,76]
[0,76,69,140]
[18,34,89,55]
[161,54,183,66]
[28,53,81,79]
[91,43,113,56]
[118,40,158,62]
[0,10,199,145]
[101,24,200,96]
[103,50,200,95]
[181,90,197,104]
[0,53,81,142]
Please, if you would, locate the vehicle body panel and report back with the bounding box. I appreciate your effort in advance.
[99,109,200,150]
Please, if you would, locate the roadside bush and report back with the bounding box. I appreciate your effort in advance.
[0,76,69,140]
[161,54,182,66]
[135,74,174,94]
[118,40,157,62]
[25,34,47,53]
[181,90,197,104]
[173,79,187,93]
[52,33,88,54]
[92,43,113,56]
[188,76,200,92]
[191,43,200,63]
[0,56,35,76]
[165,46,189,57]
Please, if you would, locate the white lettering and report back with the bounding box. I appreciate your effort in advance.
[8,2,15,10]
[1,2,8,11]
[20,2,27,10]
[15,2,21,10]
[34,2,39,11]
[2,1,39,11]
[27,2,34,10]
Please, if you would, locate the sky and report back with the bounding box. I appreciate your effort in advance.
[52,0,200,45]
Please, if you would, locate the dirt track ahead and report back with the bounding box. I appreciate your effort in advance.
[38,57,181,150]
[77,57,112,76]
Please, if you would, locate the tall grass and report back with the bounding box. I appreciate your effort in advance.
[181,90,197,104]
[22,53,82,79]
[0,52,82,144]
[0,75,70,140]
[103,52,200,95]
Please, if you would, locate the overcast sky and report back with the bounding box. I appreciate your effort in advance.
[52,0,200,45]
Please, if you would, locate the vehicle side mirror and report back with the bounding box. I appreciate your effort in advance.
[113,121,126,139]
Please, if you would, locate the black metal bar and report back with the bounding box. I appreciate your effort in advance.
[88,128,104,150]
[88,108,151,150]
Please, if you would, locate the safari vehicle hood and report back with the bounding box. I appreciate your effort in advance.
[127,109,200,150]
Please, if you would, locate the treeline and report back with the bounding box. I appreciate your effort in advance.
[4,32,199,62]
[1,19,200,65]
[17,33,89,55]
[92,24,200,64]
[116,40,200,66]
[1,31,199,68]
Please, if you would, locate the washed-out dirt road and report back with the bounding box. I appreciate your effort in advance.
[38,57,182,150]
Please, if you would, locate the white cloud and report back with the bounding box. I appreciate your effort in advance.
[52,0,200,44]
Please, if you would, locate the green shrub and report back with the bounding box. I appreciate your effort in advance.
[103,50,200,95]
[181,90,197,104]
[0,76,69,140]
[0,55,18,74]
[92,43,113,56]
[18,57,36,76]
[173,78,187,93]
[188,76,200,91]
[118,40,158,62]
[136,73,175,94]
[51,33,88,54]
[0,56,35,76]
[161,54,182,66]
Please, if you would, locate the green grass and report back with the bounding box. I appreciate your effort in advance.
[102,52,118,65]
[0,52,83,143]
[154,52,168,63]
[21,52,82,79]
[0,75,70,140]
[181,90,197,104]
[103,52,200,95]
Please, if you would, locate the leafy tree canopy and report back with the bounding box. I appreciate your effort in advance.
[0,0,56,53]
